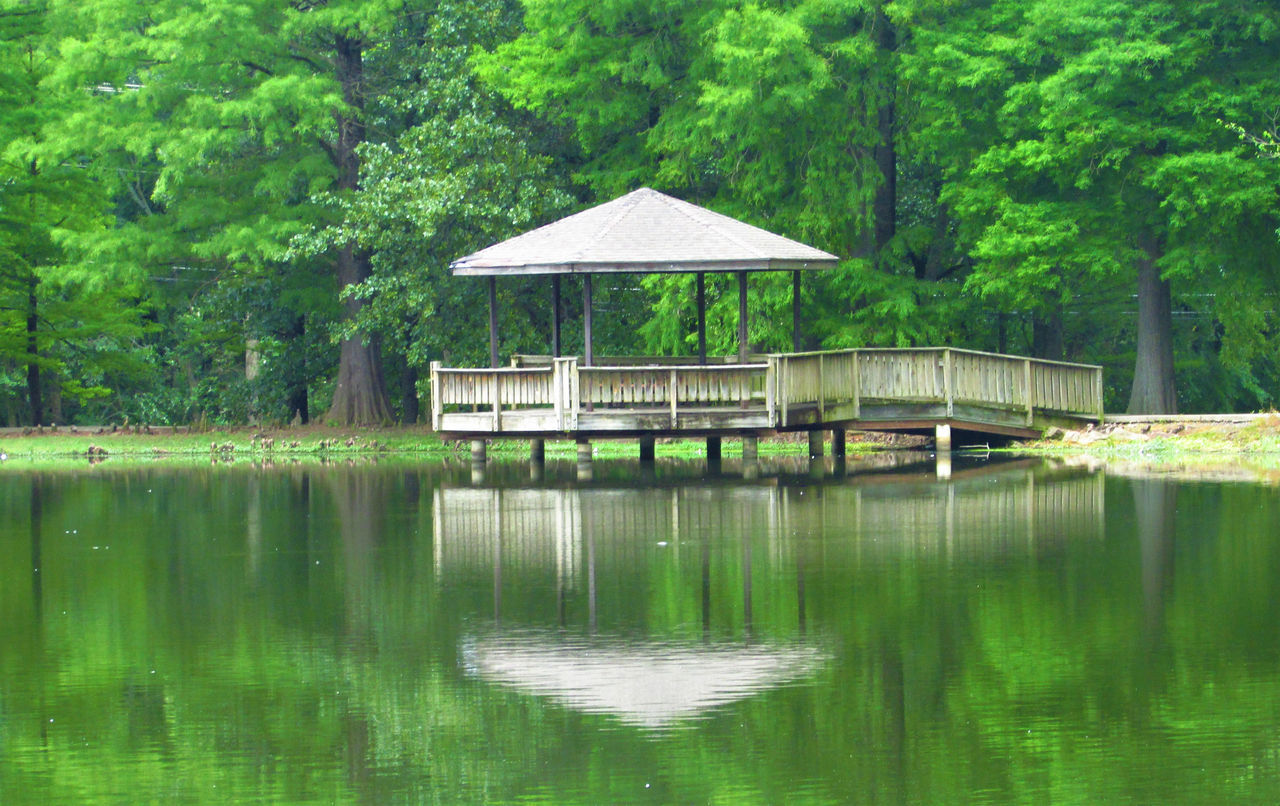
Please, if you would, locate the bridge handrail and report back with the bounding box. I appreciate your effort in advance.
[431,348,1104,432]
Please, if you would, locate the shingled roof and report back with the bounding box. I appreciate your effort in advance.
[451,187,840,276]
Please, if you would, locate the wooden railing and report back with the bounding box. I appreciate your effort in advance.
[580,365,767,406]
[511,354,764,368]
[768,348,1102,426]
[430,348,1103,433]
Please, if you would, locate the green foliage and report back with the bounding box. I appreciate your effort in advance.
[901,0,1280,409]
[0,0,1278,419]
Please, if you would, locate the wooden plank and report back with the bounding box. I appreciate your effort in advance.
[852,351,860,418]
[430,360,442,431]
[943,349,953,416]
[434,346,1102,441]
[670,368,678,427]
[1024,359,1034,425]
[492,373,500,431]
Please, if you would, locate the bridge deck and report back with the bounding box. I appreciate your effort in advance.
[430,348,1103,441]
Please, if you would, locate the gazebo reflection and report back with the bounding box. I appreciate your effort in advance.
[434,459,1105,727]
[462,630,828,730]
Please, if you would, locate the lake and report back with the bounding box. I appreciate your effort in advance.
[2,454,1279,804]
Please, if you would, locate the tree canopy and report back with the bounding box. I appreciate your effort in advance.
[0,0,1277,424]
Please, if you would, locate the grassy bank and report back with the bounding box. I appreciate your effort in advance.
[0,424,875,462]
[1016,414,1280,469]
[4,416,1277,467]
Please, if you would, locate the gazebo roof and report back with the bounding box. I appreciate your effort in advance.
[451,187,840,276]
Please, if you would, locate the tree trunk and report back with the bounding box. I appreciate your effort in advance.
[324,33,392,425]
[1133,478,1177,640]
[1032,305,1064,361]
[871,12,897,256]
[26,277,41,426]
[286,315,309,424]
[328,244,393,425]
[400,358,419,424]
[1126,239,1177,414]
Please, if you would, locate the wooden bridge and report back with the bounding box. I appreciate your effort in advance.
[430,348,1103,449]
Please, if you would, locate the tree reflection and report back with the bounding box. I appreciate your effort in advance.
[1133,478,1177,639]
[4,461,1280,804]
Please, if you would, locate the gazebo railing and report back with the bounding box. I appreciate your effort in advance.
[431,357,773,431]
[430,349,1103,433]
[510,354,766,368]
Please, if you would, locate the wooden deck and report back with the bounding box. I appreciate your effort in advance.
[430,348,1103,441]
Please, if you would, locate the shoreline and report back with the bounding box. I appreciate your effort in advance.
[1,416,1277,469]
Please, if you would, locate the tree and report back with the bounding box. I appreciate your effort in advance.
[0,0,152,426]
[903,0,1280,413]
[475,0,981,354]
[43,0,424,424]
[290,0,573,418]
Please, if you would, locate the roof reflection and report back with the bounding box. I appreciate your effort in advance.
[462,630,828,729]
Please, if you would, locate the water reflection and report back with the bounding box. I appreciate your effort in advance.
[433,456,1106,729]
[3,458,1280,804]
[434,456,1106,585]
[463,630,827,730]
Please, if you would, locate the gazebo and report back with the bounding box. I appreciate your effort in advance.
[450,187,840,368]
[434,189,1105,461]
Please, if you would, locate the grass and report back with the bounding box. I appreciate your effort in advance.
[0,424,876,463]
[7,417,1276,469]
[1012,414,1280,471]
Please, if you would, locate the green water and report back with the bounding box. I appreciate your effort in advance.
[1,455,1279,804]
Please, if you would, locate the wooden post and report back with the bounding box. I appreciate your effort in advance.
[697,272,707,365]
[576,438,592,464]
[742,434,759,461]
[583,274,594,367]
[530,438,545,464]
[551,276,562,358]
[792,270,802,352]
[818,353,825,421]
[706,436,722,461]
[488,277,499,369]
[832,427,846,457]
[780,357,789,428]
[471,439,487,463]
[935,423,952,453]
[639,436,655,462]
[552,358,564,431]
[429,360,442,431]
[1095,367,1105,421]
[943,348,954,416]
[765,355,777,426]
[808,430,824,458]
[669,368,678,427]
[1024,358,1034,425]
[568,357,580,430]
[737,270,749,364]
[491,372,500,431]
[852,350,861,418]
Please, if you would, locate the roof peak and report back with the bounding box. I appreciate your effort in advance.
[452,188,840,276]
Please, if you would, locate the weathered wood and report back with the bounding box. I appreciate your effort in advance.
[551,276,562,358]
[697,272,707,364]
[792,271,801,352]
[488,277,499,369]
[583,274,594,367]
[432,347,1102,440]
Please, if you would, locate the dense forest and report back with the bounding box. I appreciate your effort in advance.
[1,0,1277,426]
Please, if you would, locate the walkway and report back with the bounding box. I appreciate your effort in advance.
[431,348,1103,445]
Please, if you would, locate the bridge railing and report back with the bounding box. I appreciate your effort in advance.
[431,357,772,431]
[770,348,1102,426]
[579,364,768,407]
[432,348,1103,432]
